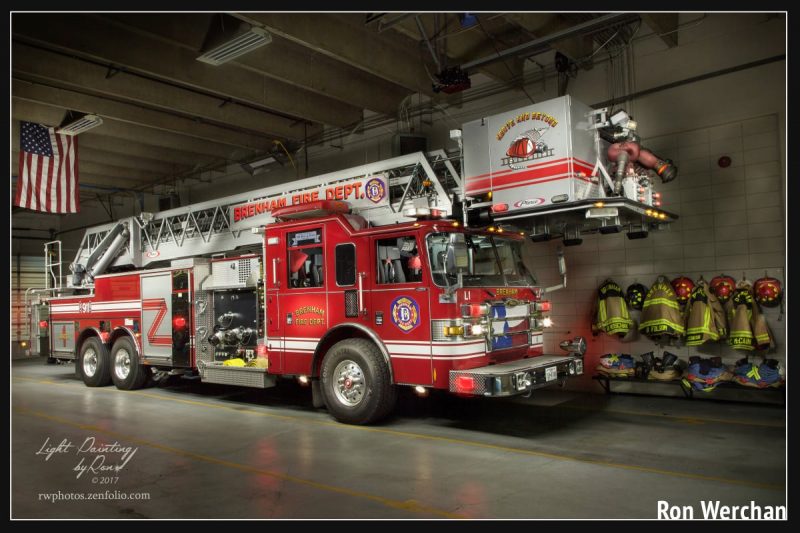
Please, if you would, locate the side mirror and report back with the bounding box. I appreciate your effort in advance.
[545,248,568,293]
[557,250,567,277]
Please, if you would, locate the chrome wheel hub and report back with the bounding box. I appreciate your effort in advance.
[114,348,131,380]
[333,359,365,407]
[83,348,98,377]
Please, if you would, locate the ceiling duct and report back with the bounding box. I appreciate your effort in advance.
[56,113,103,136]
[197,14,272,66]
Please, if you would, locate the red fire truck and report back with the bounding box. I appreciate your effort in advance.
[27,96,677,424]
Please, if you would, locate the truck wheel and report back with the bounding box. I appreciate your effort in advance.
[79,337,111,387]
[320,338,396,425]
[110,336,148,390]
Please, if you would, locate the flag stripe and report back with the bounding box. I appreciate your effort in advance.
[24,153,32,209]
[56,133,64,212]
[33,155,41,211]
[50,135,63,213]
[69,136,77,213]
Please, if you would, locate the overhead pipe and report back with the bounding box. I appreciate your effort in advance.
[461,13,640,72]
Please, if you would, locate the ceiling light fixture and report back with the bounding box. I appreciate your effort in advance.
[197,15,272,66]
[241,155,278,176]
[56,114,103,136]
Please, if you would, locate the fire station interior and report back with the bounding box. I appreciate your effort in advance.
[11,12,787,520]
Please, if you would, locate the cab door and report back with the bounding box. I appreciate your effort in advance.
[369,233,432,386]
[264,229,283,371]
[277,226,328,375]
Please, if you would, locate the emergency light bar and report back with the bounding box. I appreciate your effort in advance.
[271,200,350,221]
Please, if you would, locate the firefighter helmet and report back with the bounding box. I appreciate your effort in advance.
[731,286,754,308]
[709,275,736,303]
[625,283,647,310]
[671,276,695,304]
[753,276,782,308]
[289,250,309,273]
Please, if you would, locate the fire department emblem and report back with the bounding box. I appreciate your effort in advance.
[365,178,386,204]
[391,296,420,333]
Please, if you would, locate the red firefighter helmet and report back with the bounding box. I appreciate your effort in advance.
[709,275,736,303]
[753,277,782,307]
[289,250,309,273]
[671,276,694,304]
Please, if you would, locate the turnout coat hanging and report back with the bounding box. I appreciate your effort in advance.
[685,279,727,346]
[639,276,685,339]
[592,279,634,337]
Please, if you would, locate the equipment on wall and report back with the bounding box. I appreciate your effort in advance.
[639,276,685,341]
[753,276,783,308]
[685,278,728,346]
[625,282,647,311]
[592,279,634,338]
[670,276,695,306]
[709,275,736,303]
[727,281,774,352]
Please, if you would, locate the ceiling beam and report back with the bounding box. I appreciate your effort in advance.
[13,99,250,162]
[12,151,157,184]
[12,119,212,169]
[640,13,679,48]
[234,13,436,96]
[13,13,363,128]
[470,13,640,71]
[12,43,320,141]
[391,14,524,85]
[505,13,594,66]
[12,79,274,153]
[100,13,411,117]
[81,132,211,169]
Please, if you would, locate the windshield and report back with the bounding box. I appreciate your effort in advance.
[426,232,537,288]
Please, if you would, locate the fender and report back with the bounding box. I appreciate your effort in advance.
[313,322,394,383]
[110,326,142,357]
[76,326,104,354]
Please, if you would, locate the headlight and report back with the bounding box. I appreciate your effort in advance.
[542,317,553,328]
[468,324,484,336]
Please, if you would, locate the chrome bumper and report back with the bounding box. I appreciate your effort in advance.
[449,355,584,397]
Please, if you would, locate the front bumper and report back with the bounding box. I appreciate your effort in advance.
[449,355,584,397]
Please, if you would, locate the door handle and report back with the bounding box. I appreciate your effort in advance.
[358,272,366,315]
[415,287,427,292]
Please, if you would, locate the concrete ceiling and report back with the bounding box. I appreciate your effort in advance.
[11,12,655,202]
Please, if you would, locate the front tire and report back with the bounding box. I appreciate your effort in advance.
[79,337,111,387]
[110,337,148,390]
[320,339,396,425]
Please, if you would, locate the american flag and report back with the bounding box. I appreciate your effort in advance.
[14,121,79,213]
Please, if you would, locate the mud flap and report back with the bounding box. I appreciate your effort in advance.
[311,379,325,408]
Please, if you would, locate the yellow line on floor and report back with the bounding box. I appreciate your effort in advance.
[558,404,785,429]
[14,408,463,519]
[13,375,784,492]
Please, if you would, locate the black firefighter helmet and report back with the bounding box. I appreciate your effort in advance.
[626,283,648,311]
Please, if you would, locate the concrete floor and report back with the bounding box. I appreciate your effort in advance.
[12,357,785,519]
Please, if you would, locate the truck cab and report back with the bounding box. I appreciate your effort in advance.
[254,201,585,423]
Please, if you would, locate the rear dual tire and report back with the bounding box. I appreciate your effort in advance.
[110,337,148,390]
